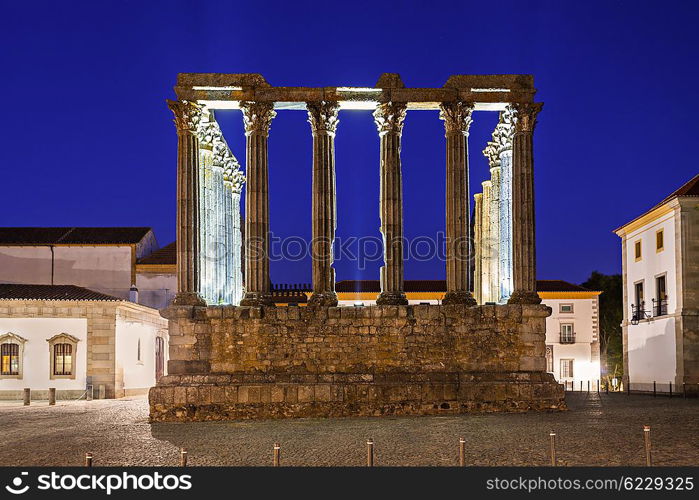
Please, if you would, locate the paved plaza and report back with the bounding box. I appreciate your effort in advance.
[0,393,697,466]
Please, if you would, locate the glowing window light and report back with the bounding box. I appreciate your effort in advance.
[192,86,243,91]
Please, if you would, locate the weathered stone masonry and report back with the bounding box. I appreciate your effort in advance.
[150,303,564,421]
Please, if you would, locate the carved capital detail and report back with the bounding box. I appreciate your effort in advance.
[482,141,501,168]
[439,101,474,136]
[373,102,407,136]
[240,101,276,137]
[307,101,340,136]
[167,100,203,135]
[512,102,543,134]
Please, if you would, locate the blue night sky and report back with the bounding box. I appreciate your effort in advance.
[1,1,697,286]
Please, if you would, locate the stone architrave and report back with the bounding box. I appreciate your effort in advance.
[508,102,543,305]
[167,100,206,306]
[373,102,409,305]
[439,102,477,305]
[239,101,276,307]
[307,101,340,307]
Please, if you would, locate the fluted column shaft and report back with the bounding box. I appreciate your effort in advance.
[240,102,276,307]
[168,100,205,306]
[307,102,340,307]
[508,102,543,304]
[374,102,408,305]
[473,193,483,304]
[439,102,477,305]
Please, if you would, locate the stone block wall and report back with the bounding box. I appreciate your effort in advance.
[150,304,565,421]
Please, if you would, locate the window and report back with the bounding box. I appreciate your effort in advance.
[1,343,19,375]
[656,229,664,252]
[560,324,575,344]
[545,345,553,373]
[47,333,79,380]
[560,359,574,378]
[654,275,667,316]
[559,303,574,313]
[634,240,642,261]
[0,333,26,379]
[137,338,142,363]
[53,344,72,376]
[632,281,645,322]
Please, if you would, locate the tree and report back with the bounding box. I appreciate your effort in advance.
[581,271,623,387]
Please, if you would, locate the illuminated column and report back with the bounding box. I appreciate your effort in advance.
[484,145,501,304]
[496,106,515,303]
[439,102,477,305]
[167,100,205,306]
[307,101,340,307]
[473,192,483,304]
[240,101,276,307]
[198,118,215,304]
[480,180,492,303]
[374,102,408,305]
[508,102,543,304]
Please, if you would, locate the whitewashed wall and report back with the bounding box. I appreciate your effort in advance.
[0,317,88,397]
[115,317,159,394]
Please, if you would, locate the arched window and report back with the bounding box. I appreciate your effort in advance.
[137,338,141,363]
[0,333,27,379]
[47,333,79,380]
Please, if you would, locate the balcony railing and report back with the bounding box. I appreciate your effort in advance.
[653,298,668,317]
[631,302,650,325]
[559,332,576,344]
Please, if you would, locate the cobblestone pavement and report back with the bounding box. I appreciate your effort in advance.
[0,393,697,466]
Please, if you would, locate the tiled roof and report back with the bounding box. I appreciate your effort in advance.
[0,227,153,245]
[0,284,122,301]
[138,241,176,265]
[335,279,593,293]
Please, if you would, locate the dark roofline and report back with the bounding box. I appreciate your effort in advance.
[0,227,154,245]
[614,173,699,233]
[0,284,122,302]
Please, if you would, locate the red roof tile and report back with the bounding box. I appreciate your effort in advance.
[0,284,121,301]
[0,227,153,245]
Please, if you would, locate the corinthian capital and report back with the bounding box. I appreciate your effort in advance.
[373,102,407,136]
[482,141,500,168]
[240,101,276,137]
[167,100,203,135]
[512,102,543,134]
[439,101,474,136]
[492,105,516,154]
[307,101,340,136]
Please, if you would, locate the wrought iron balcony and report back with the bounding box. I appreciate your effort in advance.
[631,303,649,325]
[559,332,576,344]
[653,298,668,317]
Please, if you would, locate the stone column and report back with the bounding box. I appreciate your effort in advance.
[307,101,340,307]
[239,101,276,307]
[439,102,477,305]
[483,140,501,304]
[167,100,205,306]
[374,102,408,305]
[496,106,516,303]
[480,180,492,303]
[508,102,543,304]
[473,192,483,304]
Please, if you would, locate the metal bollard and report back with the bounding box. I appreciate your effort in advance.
[49,388,56,406]
[669,382,672,398]
[180,448,188,467]
[86,385,93,401]
[23,388,30,406]
[85,452,93,467]
[628,382,631,395]
[597,380,600,394]
[366,438,374,467]
[683,383,686,398]
[459,437,466,467]
[653,381,657,397]
[549,431,557,466]
[643,426,652,466]
[606,382,609,394]
[273,443,281,467]
[587,380,590,393]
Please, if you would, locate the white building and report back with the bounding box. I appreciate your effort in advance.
[614,173,699,393]
[0,284,168,400]
[278,279,602,385]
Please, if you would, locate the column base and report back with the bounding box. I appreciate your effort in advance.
[376,291,409,305]
[442,290,477,306]
[171,292,206,306]
[240,292,275,307]
[308,291,338,307]
[507,289,542,305]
